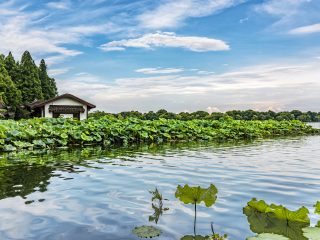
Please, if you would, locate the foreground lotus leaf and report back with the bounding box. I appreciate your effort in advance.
[246,233,290,240]
[175,184,218,206]
[314,201,320,214]
[243,199,310,240]
[302,227,320,240]
[180,235,207,240]
[132,225,162,238]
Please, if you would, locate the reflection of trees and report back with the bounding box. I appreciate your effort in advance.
[0,164,52,200]
[243,208,309,240]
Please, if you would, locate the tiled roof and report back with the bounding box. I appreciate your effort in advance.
[48,105,85,112]
[0,102,12,110]
[23,99,47,109]
[0,111,15,116]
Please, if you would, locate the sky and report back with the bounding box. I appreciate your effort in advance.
[1,0,320,113]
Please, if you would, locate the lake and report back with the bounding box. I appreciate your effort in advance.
[1,123,320,240]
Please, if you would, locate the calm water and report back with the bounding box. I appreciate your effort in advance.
[1,123,320,240]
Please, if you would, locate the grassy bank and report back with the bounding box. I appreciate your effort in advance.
[0,117,319,151]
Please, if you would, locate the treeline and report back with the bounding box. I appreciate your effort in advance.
[0,51,58,118]
[89,109,320,122]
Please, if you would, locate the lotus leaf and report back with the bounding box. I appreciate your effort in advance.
[0,139,4,144]
[73,132,82,139]
[181,235,207,240]
[81,133,88,141]
[246,233,290,240]
[10,130,21,137]
[243,200,309,240]
[266,204,310,223]
[175,184,218,206]
[245,198,269,213]
[60,133,68,139]
[302,227,320,240]
[314,201,320,215]
[132,225,162,238]
[4,144,16,151]
[33,140,46,147]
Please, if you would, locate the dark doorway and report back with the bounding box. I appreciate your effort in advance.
[53,113,60,118]
[73,113,80,120]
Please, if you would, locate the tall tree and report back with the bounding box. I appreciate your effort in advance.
[38,59,52,99]
[0,57,22,111]
[19,51,43,102]
[49,77,58,98]
[4,52,21,87]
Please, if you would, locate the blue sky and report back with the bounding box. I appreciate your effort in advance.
[1,0,320,113]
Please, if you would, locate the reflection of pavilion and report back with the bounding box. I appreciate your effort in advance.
[0,101,15,119]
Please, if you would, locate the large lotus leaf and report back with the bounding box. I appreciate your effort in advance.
[132,225,162,238]
[266,204,310,223]
[245,199,269,213]
[175,184,218,206]
[313,201,320,214]
[45,138,55,145]
[243,201,309,240]
[246,233,290,240]
[302,227,320,240]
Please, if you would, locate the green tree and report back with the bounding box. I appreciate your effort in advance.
[19,51,43,102]
[4,52,21,87]
[39,59,52,100]
[49,77,58,97]
[0,57,22,112]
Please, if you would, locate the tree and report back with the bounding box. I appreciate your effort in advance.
[0,58,22,112]
[38,59,52,100]
[49,77,58,97]
[19,51,43,102]
[4,52,21,87]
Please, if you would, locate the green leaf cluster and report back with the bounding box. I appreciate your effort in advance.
[0,117,319,152]
[243,198,310,240]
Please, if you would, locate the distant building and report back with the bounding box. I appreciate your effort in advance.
[22,93,96,120]
[0,102,14,118]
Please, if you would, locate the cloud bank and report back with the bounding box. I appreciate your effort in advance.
[100,32,230,52]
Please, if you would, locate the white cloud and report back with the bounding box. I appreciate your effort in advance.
[137,0,248,29]
[255,0,309,16]
[207,107,221,113]
[239,17,248,23]
[47,68,72,76]
[0,2,119,65]
[71,72,101,82]
[99,32,230,52]
[135,67,184,74]
[47,1,71,9]
[62,62,320,113]
[289,23,320,34]
[198,71,215,74]
[316,57,320,60]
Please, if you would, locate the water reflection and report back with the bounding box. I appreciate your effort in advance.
[0,135,320,239]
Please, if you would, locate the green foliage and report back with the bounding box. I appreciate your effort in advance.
[132,225,162,238]
[0,117,319,152]
[39,59,54,100]
[314,201,320,214]
[302,227,320,240]
[175,184,218,206]
[246,233,289,240]
[0,56,22,112]
[149,188,163,203]
[243,198,310,240]
[19,51,43,102]
[90,108,320,122]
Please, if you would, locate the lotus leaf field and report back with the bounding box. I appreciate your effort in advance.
[0,117,319,151]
